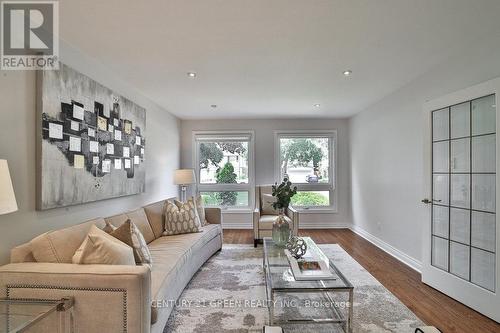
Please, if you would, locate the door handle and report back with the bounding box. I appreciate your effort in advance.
[422,199,442,204]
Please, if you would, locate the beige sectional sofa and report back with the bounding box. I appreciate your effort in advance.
[0,198,223,333]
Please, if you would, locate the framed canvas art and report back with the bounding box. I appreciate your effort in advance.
[36,63,146,210]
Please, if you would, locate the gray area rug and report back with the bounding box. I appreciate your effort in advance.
[164,244,423,332]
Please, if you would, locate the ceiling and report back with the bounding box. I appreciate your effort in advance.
[59,0,500,119]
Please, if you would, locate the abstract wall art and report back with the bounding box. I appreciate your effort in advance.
[36,63,146,210]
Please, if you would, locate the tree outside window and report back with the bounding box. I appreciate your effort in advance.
[198,141,248,206]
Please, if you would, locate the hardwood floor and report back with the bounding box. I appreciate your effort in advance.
[223,228,500,333]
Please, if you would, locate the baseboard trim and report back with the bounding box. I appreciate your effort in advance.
[222,223,253,229]
[350,225,422,273]
[222,222,351,229]
[300,223,351,229]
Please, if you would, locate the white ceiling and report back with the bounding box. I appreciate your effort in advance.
[59,0,500,119]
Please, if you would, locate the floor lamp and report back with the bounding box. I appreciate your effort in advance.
[174,169,196,202]
[0,160,18,215]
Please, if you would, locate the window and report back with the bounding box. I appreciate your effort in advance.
[194,131,254,209]
[275,131,336,210]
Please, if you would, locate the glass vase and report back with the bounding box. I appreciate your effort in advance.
[272,210,291,247]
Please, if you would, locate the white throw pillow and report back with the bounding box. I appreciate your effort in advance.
[261,194,279,215]
[72,225,135,265]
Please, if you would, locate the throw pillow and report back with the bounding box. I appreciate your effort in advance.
[163,198,202,236]
[72,225,135,265]
[110,219,152,265]
[102,222,117,234]
[175,195,208,226]
[261,194,279,215]
[195,194,208,226]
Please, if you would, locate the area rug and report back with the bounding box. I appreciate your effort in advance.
[164,244,424,333]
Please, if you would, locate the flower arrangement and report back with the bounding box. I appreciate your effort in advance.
[271,177,298,212]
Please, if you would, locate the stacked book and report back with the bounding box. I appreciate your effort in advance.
[285,250,337,281]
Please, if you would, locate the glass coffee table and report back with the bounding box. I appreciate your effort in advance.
[263,237,353,332]
[0,298,74,333]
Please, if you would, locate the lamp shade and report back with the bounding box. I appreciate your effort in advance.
[0,160,18,215]
[174,169,196,185]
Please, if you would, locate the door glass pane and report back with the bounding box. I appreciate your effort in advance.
[433,141,449,173]
[472,211,496,252]
[451,174,470,209]
[432,236,448,271]
[471,248,495,292]
[472,134,496,173]
[450,208,470,244]
[433,175,449,205]
[450,241,470,280]
[451,138,470,173]
[472,95,496,136]
[290,191,330,207]
[472,174,496,213]
[433,108,449,141]
[433,205,449,238]
[432,236,449,271]
[200,191,249,207]
[431,94,496,292]
[451,102,470,138]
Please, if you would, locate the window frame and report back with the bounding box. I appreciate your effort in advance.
[274,130,337,212]
[193,130,255,211]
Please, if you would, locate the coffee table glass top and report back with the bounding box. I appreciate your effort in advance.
[263,237,353,291]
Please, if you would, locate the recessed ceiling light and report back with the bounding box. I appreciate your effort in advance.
[210,104,217,109]
[314,104,321,107]
[343,70,352,77]
[187,72,196,78]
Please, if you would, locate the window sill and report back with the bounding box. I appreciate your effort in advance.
[206,207,253,214]
[294,208,338,214]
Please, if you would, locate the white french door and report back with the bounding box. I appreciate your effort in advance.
[423,78,500,323]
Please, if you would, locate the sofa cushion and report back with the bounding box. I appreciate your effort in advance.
[105,208,155,244]
[259,215,291,230]
[143,200,167,239]
[148,224,222,323]
[72,225,136,265]
[29,218,106,263]
[110,219,153,265]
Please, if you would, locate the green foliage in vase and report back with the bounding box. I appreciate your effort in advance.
[215,162,237,205]
[271,177,298,211]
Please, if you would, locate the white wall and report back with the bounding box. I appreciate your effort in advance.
[350,37,500,270]
[0,41,180,264]
[180,118,351,228]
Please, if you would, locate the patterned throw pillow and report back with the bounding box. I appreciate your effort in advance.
[175,195,208,226]
[164,198,202,236]
[110,219,152,265]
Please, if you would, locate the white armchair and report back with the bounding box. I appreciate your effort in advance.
[253,185,299,247]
